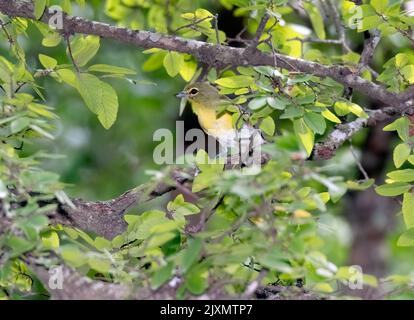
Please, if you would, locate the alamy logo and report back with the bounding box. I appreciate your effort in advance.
[46,6,64,30]
[348,265,363,290]
[48,266,64,290]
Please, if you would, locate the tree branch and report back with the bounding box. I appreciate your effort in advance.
[312,106,406,160]
[325,0,351,52]
[48,152,273,239]
[0,0,413,106]
[52,167,193,239]
[357,30,381,74]
[249,12,270,49]
[30,263,130,300]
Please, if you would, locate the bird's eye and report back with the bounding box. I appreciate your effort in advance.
[189,88,199,95]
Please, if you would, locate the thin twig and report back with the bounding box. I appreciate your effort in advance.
[287,37,344,45]
[174,16,212,33]
[250,12,270,49]
[357,30,381,75]
[0,18,13,44]
[65,35,79,73]
[164,0,173,34]
[349,143,370,181]
[326,0,347,47]
[213,14,220,45]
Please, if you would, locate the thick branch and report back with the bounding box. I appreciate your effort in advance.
[31,263,130,300]
[0,0,412,106]
[312,106,405,160]
[53,167,193,239]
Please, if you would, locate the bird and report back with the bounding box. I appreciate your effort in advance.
[176,82,264,163]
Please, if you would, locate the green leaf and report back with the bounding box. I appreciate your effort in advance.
[383,117,409,142]
[195,149,212,172]
[60,245,87,267]
[163,52,184,77]
[42,32,61,47]
[39,54,57,69]
[70,35,100,67]
[321,109,341,123]
[363,274,378,288]
[130,210,169,239]
[393,143,411,168]
[397,228,414,246]
[401,65,414,84]
[181,238,202,273]
[304,112,326,135]
[395,54,409,68]
[151,262,174,289]
[303,2,326,40]
[88,256,111,273]
[375,182,411,197]
[359,15,382,32]
[62,0,72,13]
[348,102,368,118]
[260,116,275,136]
[293,118,314,156]
[88,64,136,75]
[313,283,334,293]
[142,52,166,72]
[334,101,350,116]
[94,237,112,250]
[34,0,47,20]
[5,236,34,257]
[387,169,414,182]
[77,73,119,129]
[248,97,267,110]
[371,0,388,13]
[215,75,254,88]
[346,179,375,191]
[403,192,414,229]
[258,248,293,273]
[147,232,176,248]
[192,169,222,192]
[334,101,368,118]
[167,194,200,216]
[17,215,49,241]
[267,96,288,110]
[192,149,224,192]
[56,68,77,87]
[179,59,197,81]
[41,231,60,249]
[185,267,208,295]
[10,117,30,134]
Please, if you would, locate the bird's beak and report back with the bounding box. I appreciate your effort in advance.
[176,91,187,98]
[176,91,188,116]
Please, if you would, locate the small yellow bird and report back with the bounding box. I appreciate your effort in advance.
[176,82,236,149]
[176,82,264,158]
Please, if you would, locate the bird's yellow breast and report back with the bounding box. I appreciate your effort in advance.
[191,102,234,139]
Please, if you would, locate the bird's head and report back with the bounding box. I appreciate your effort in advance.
[176,82,221,107]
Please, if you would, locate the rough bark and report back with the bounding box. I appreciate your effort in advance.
[52,167,193,239]
[0,0,413,106]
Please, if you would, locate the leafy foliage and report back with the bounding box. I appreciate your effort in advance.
[1,0,414,300]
